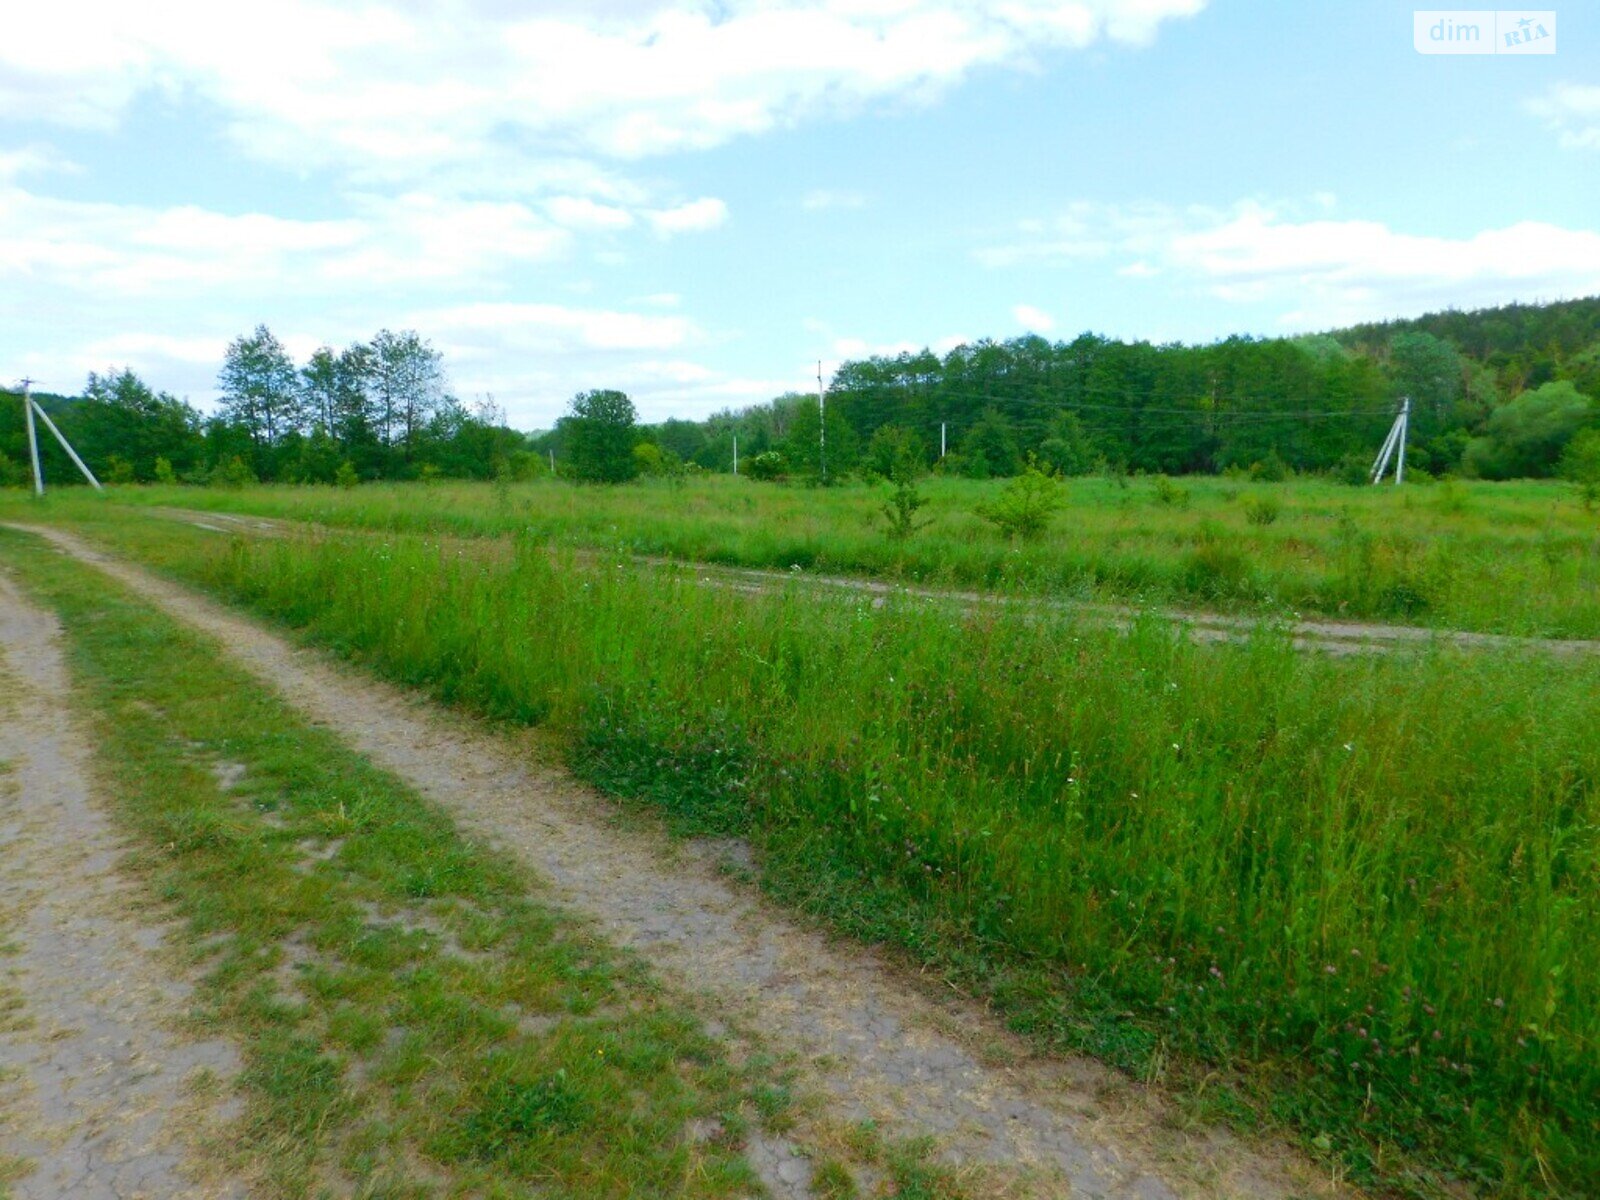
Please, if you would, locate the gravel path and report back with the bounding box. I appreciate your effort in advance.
[22,524,1343,1200]
[0,570,242,1200]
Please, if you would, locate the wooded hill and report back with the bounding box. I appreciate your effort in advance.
[616,295,1600,482]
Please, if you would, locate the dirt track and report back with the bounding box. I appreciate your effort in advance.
[0,570,241,1200]
[10,523,1350,1199]
[148,504,1600,659]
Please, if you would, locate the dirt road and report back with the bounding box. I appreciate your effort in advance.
[0,571,242,1200]
[13,524,1347,1200]
[148,504,1600,659]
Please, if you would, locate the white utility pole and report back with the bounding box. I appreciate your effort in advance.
[16,379,102,493]
[817,360,827,484]
[549,448,556,474]
[31,402,101,489]
[940,421,946,459]
[20,379,42,496]
[732,434,738,476]
[1395,395,1410,485]
[1370,396,1410,485]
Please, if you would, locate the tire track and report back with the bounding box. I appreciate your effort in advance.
[0,570,243,1200]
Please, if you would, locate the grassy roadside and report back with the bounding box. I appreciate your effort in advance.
[23,506,1599,1199]
[0,527,791,1199]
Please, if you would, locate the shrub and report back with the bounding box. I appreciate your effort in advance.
[880,465,930,542]
[976,461,1062,540]
[746,451,787,482]
[104,454,136,485]
[1242,494,1280,526]
[335,461,360,489]
[1151,475,1189,508]
[209,456,257,489]
[153,456,177,485]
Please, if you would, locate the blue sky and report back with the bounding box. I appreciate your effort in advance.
[2,1,1596,428]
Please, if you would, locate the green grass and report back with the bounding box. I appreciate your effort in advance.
[26,507,1599,1198]
[96,472,1600,637]
[0,528,789,1199]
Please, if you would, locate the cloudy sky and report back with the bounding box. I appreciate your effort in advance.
[2,1,1596,427]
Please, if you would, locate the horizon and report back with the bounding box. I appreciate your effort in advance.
[3,2,1596,426]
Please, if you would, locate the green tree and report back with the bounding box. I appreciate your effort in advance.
[370,329,446,459]
[959,408,1021,478]
[1560,427,1600,506]
[1037,411,1097,476]
[218,325,300,455]
[77,368,204,481]
[1463,381,1594,479]
[864,425,925,480]
[563,389,640,483]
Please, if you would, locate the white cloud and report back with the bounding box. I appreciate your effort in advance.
[545,196,636,231]
[979,198,1600,328]
[0,185,568,297]
[0,145,80,181]
[0,1,1209,182]
[411,302,698,353]
[801,189,867,210]
[1526,82,1600,150]
[1012,303,1055,332]
[644,197,729,235]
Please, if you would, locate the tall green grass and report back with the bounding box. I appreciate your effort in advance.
[114,474,1600,637]
[89,515,1599,1197]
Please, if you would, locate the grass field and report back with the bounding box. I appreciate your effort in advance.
[11,491,1596,1199]
[109,473,1600,638]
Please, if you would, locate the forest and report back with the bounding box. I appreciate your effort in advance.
[5,296,1598,487]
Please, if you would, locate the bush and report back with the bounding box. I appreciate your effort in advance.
[1151,475,1189,508]
[1333,452,1370,487]
[209,456,257,489]
[335,461,360,489]
[880,463,930,542]
[976,461,1062,540]
[1242,494,1280,526]
[745,451,787,482]
[1248,451,1289,482]
[153,456,177,485]
[104,454,136,485]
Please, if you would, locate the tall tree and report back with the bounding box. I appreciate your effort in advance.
[370,329,445,457]
[218,325,300,452]
[562,389,640,483]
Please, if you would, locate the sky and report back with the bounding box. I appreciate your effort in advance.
[2,1,1596,428]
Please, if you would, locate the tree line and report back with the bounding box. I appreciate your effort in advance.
[577,297,1600,485]
[0,325,535,488]
[7,297,1598,489]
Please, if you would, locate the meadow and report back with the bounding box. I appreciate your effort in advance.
[17,488,1598,1199]
[114,473,1600,638]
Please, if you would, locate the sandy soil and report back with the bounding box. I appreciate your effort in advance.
[22,524,1350,1200]
[0,571,242,1200]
